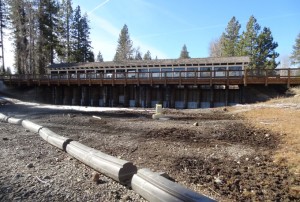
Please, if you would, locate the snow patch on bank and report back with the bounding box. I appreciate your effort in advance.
[2,97,154,113]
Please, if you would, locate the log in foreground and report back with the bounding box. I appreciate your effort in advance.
[22,119,43,133]
[65,141,137,185]
[39,127,72,151]
[132,168,215,202]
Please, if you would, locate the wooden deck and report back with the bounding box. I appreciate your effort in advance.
[1,68,300,87]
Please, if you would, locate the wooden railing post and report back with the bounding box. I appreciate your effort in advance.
[194,70,197,85]
[209,69,212,86]
[226,69,229,86]
[243,69,248,86]
[287,68,291,88]
[265,69,268,86]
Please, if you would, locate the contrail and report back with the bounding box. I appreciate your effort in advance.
[88,0,111,15]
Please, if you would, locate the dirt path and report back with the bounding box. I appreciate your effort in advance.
[0,101,299,201]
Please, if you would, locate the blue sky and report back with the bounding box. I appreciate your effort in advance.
[3,0,300,70]
[73,0,300,63]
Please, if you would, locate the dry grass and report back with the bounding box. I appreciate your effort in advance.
[268,86,300,104]
[231,86,300,174]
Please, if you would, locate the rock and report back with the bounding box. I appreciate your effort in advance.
[2,137,8,141]
[214,176,222,184]
[26,163,34,168]
[222,107,228,112]
[255,156,260,161]
[193,122,199,126]
[25,129,30,132]
[44,176,51,180]
[68,114,76,118]
[92,172,99,182]
[121,194,131,202]
[265,134,270,138]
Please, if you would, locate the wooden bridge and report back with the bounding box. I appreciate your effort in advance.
[1,68,300,87]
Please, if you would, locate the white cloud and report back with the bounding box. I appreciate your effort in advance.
[88,0,112,15]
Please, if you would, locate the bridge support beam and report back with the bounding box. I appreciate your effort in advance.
[170,85,175,108]
[146,86,152,108]
[225,85,229,106]
[134,85,140,107]
[54,86,63,105]
[183,86,188,109]
[123,86,129,107]
[72,87,81,106]
[239,85,245,104]
[197,86,201,108]
[81,86,89,106]
[210,85,215,108]
[90,86,100,106]
[112,86,119,107]
[63,86,72,105]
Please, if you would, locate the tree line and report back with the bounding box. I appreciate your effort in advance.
[209,15,280,69]
[210,15,300,69]
[3,0,93,74]
[1,1,300,75]
[113,24,190,62]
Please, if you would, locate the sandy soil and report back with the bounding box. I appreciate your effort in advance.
[0,98,299,201]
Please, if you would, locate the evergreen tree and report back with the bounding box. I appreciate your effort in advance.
[179,44,190,59]
[113,24,134,61]
[96,51,103,62]
[134,47,142,60]
[26,2,38,74]
[57,0,73,63]
[71,6,94,62]
[290,33,300,66]
[80,13,94,62]
[238,15,261,58]
[254,27,279,69]
[220,16,241,56]
[238,15,279,69]
[7,0,28,74]
[37,0,59,73]
[5,66,12,75]
[143,50,151,60]
[71,5,81,62]
[0,0,8,73]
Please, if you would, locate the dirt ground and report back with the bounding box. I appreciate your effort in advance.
[0,96,300,201]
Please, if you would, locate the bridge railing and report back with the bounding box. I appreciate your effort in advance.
[1,68,300,86]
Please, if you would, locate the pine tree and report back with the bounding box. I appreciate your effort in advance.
[220,17,241,56]
[57,0,73,63]
[254,27,279,69]
[238,15,279,69]
[71,5,81,62]
[0,0,8,73]
[80,13,94,62]
[96,51,103,62]
[134,47,142,60]
[7,0,28,74]
[113,24,134,61]
[71,7,94,62]
[37,0,59,73]
[143,50,151,60]
[238,15,261,68]
[290,33,300,66]
[179,44,190,59]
